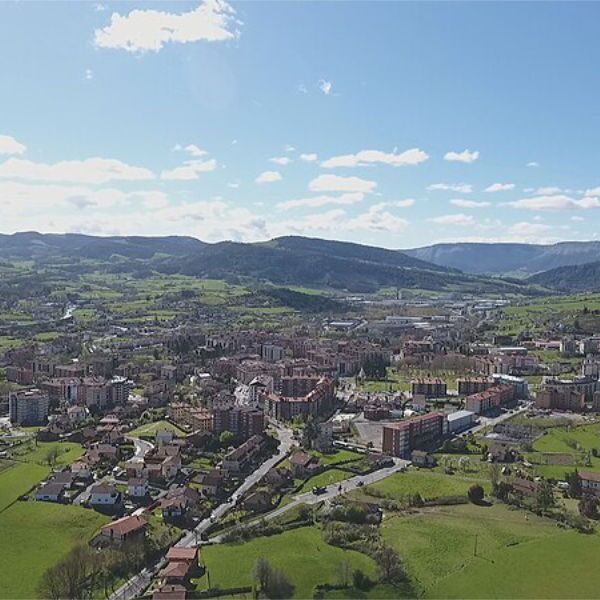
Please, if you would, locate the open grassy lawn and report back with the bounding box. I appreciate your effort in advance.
[365,469,489,501]
[381,503,571,598]
[128,419,186,438]
[311,449,363,466]
[524,422,600,478]
[196,526,379,599]
[427,523,600,598]
[297,469,352,494]
[0,502,109,599]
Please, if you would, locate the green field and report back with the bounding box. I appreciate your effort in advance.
[0,502,109,599]
[297,469,352,494]
[197,526,379,599]
[364,469,489,501]
[128,419,186,438]
[381,502,598,598]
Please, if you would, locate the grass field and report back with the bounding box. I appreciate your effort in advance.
[381,502,580,598]
[296,469,352,495]
[196,526,379,599]
[311,449,363,466]
[128,419,186,438]
[364,469,489,501]
[0,502,109,599]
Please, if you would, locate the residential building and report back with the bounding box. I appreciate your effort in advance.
[9,388,49,426]
[382,412,447,458]
[579,471,600,496]
[100,515,147,544]
[411,378,447,398]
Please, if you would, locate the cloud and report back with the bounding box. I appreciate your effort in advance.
[0,157,154,184]
[160,158,217,180]
[321,148,428,169]
[255,170,282,184]
[309,173,376,194]
[277,192,364,210]
[392,198,416,208]
[430,213,475,226]
[183,144,207,157]
[85,69,94,81]
[534,186,561,195]
[0,135,26,155]
[94,0,240,53]
[450,199,491,208]
[444,149,480,163]
[584,186,600,197]
[284,144,295,153]
[269,156,292,166]
[508,194,600,211]
[227,182,239,188]
[527,161,540,167]
[319,80,333,95]
[297,83,308,94]
[427,182,472,194]
[508,221,552,237]
[571,216,585,222]
[485,183,514,193]
[300,153,318,162]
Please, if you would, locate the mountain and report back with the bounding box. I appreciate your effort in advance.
[404,241,600,275]
[0,232,206,260]
[0,231,539,295]
[528,261,600,292]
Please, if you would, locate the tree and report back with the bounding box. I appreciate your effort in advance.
[219,430,235,447]
[376,545,403,583]
[535,480,555,511]
[267,568,294,599]
[253,557,272,593]
[579,494,599,519]
[566,469,582,498]
[489,463,501,490]
[45,446,59,466]
[468,484,485,504]
[352,569,370,591]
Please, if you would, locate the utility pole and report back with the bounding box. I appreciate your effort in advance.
[473,533,478,557]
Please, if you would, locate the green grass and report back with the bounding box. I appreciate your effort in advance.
[297,469,352,494]
[381,503,568,598]
[365,469,489,501]
[0,502,109,599]
[128,420,186,438]
[311,449,363,466]
[197,526,378,599]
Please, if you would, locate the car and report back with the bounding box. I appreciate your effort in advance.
[356,480,365,487]
[312,486,327,495]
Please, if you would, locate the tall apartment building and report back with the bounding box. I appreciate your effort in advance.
[382,412,447,458]
[263,376,335,421]
[9,388,50,426]
[465,384,513,414]
[456,377,494,396]
[411,378,447,398]
[535,388,585,412]
[213,406,265,438]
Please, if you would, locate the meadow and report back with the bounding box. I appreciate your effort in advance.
[128,419,186,438]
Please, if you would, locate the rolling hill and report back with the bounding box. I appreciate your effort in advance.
[404,241,600,275]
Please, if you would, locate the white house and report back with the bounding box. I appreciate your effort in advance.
[127,477,148,498]
[90,483,121,506]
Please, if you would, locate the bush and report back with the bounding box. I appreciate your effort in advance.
[468,484,485,504]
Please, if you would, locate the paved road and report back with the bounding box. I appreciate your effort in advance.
[210,457,410,540]
[108,423,295,600]
[127,436,154,463]
[468,401,532,435]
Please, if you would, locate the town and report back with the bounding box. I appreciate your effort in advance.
[4,279,600,599]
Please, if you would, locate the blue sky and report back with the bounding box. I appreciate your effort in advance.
[1,1,600,248]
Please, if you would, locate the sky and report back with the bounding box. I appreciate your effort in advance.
[1,0,600,249]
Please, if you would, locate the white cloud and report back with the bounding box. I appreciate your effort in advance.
[345,204,408,233]
[534,186,561,195]
[0,135,26,155]
[527,161,540,167]
[94,0,240,53]
[297,83,308,94]
[444,149,480,163]
[321,148,428,169]
[431,213,475,226]
[392,198,416,208]
[269,156,292,166]
[485,183,514,192]
[0,157,154,184]
[584,186,600,197]
[183,144,207,157]
[160,158,217,180]
[309,173,376,194]
[284,144,295,153]
[300,153,318,162]
[85,68,94,80]
[571,216,585,222]
[508,194,600,211]
[508,221,552,237]
[450,199,491,208]
[427,182,472,194]
[319,80,333,95]
[227,182,240,188]
[255,170,282,184]
[277,192,364,210]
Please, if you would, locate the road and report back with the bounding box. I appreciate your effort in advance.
[468,401,532,435]
[108,423,295,600]
[210,457,410,540]
[127,436,154,463]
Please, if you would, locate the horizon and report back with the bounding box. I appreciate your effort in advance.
[1,1,600,247]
